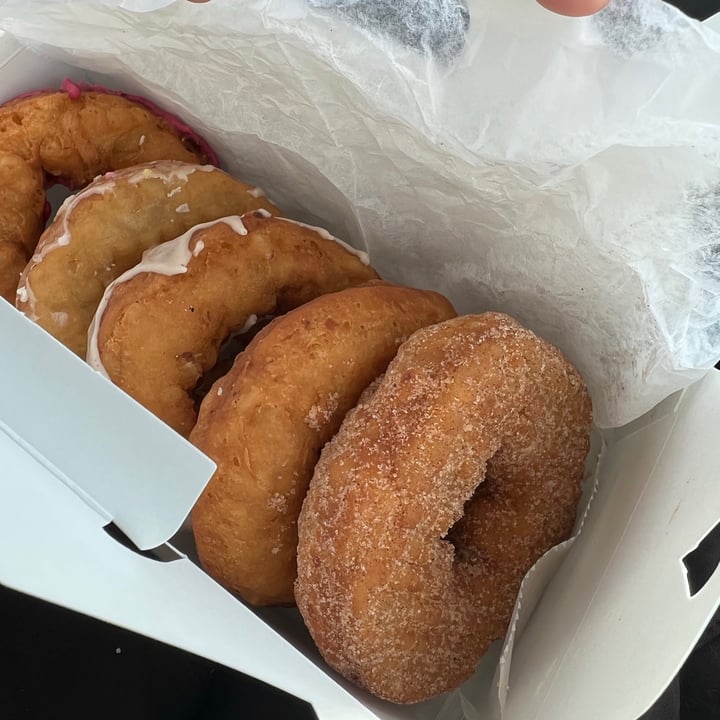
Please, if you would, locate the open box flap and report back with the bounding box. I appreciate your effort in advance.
[0,299,215,551]
[500,370,720,720]
[0,432,375,720]
[0,34,215,554]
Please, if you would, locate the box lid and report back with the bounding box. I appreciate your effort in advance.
[0,422,377,719]
[706,11,720,32]
[0,299,215,550]
[500,372,720,720]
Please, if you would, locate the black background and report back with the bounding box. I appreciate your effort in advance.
[3,1,720,719]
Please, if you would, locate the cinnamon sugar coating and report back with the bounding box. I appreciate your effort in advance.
[190,282,456,605]
[295,313,592,703]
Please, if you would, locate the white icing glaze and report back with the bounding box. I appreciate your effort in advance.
[138,134,145,146]
[15,278,38,320]
[23,162,223,316]
[125,162,215,186]
[239,313,258,334]
[17,179,120,316]
[36,180,118,263]
[86,216,248,374]
[247,186,265,198]
[273,216,370,265]
[176,203,190,214]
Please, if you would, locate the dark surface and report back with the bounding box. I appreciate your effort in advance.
[668,0,718,16]
[1,518,718,720]
[0,583,317,720]
[640,523,720,720]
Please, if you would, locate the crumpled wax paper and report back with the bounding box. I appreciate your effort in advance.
[0,0,719,427]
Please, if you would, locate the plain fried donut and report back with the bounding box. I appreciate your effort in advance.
[17,162,280,356]
[88,212,378,436]
[190,282,456,606]
[295,313,592,703]
[0,152,42,306]
[0,82,214,302]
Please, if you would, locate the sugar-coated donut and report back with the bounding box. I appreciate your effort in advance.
[88,212,378,436]
[295,313,592,703]
[17,161,280,356]
[190,282,457,606]
[0,80,215,302]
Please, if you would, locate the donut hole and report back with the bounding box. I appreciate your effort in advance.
[190,314,274,409]
[446,476,496,564]
[181,135,204,156]
[44,183,74,227]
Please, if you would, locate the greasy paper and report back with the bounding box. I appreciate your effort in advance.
[1,0,719,427]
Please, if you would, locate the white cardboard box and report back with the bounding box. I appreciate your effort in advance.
[1,20,720,720]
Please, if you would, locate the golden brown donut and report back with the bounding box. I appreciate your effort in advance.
[0,152,43,304]
[88,212,378,436]
[295,313,592,703]
[17,161,280,356]
[190,282,456,606]
[0,83,214,302]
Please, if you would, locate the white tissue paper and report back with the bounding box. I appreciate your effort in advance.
[0,0,719,427]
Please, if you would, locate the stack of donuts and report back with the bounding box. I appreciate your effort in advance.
[2,81,593,704]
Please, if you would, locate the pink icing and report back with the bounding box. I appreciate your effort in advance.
[7,78,219,168]
[61,78,82,100]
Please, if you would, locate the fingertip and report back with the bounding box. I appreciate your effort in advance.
[537,0,610,17]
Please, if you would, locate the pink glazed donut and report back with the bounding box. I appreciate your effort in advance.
[0,78,217,302]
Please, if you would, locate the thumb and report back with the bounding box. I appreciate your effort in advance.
[536,0,610,16]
